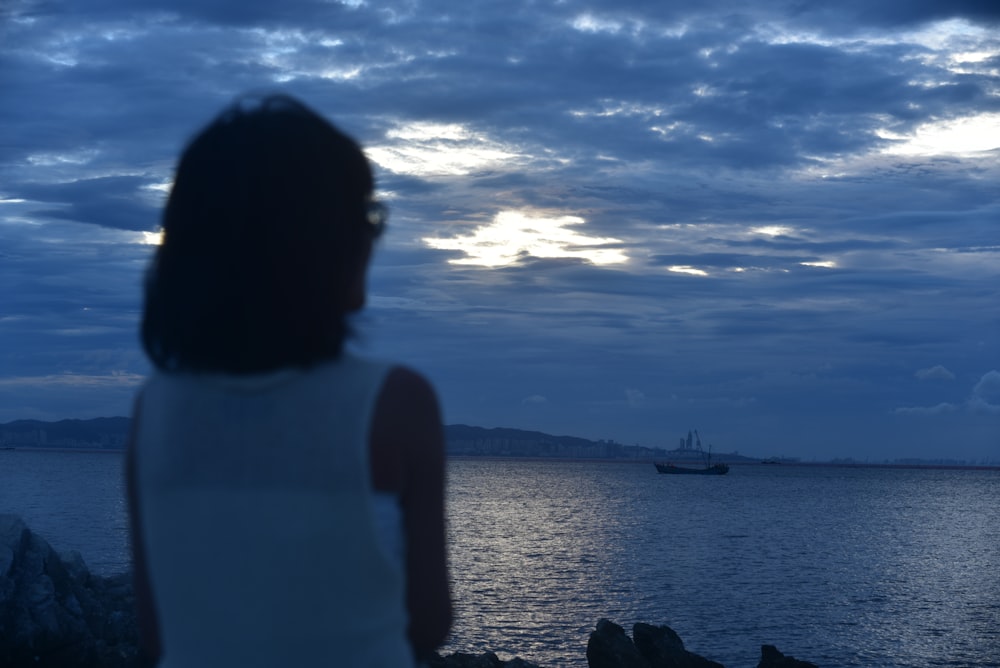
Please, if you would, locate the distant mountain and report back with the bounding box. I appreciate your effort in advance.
[1,417,130,449]
[445,423,633,459]
[0,418,631,457]
[0,417,754,461]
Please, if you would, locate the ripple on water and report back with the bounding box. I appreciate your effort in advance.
[443,461,1000,668]
[2,453,998,667]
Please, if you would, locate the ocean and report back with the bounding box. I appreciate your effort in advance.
[1,450,997,667]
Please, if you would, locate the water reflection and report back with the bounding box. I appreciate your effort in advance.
[446,460,632,662]
[443,461,1000,668]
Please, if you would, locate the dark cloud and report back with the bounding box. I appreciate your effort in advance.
[832,1,1000,28]
[14,176,160,231]
[538,0,1000,31]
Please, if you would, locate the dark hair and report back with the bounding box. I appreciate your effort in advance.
[142,94,378,374]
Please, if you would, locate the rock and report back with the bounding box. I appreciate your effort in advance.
[633,623,725,668]
[586,619,727,668]
[426,650,542,667]
[504,659,542,668]
[0,514,141,668]
[757,644,818,668]
[587,618,651,668]
[426,651,504,668]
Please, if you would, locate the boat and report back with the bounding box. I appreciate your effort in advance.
[654,429,730,475]
[654,461,729,475]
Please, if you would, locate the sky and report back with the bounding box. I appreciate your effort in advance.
[1,0,998,462]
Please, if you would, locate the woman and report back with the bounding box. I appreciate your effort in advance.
[126,95,451,667]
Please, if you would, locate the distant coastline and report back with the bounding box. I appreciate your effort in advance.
[448,455,1000,471]
[2,417,997,469]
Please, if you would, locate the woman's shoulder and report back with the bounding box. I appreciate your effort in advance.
[375,365,441,429]
[371,365,442,451]
[368,364,443,492]
[380,364,436,397]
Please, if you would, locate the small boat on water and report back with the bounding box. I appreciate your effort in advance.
[654,429,730,475]
[654,461,729,475]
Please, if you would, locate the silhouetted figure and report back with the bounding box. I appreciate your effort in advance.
[127,94,451,667]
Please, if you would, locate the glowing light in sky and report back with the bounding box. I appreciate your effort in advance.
[752,225,794,237]
[423,211,628,267]
[143,181,171,194]
[366,122,522,176]
[140,230,163,245]
[879,113,1000,156]
[666,265,709,276]
[571,13,624,34]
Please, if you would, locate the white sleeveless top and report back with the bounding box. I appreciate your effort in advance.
[133,354,414,668]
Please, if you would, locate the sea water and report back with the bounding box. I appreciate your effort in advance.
[1,450,997,667]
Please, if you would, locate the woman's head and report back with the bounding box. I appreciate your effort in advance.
[142,94,383,373]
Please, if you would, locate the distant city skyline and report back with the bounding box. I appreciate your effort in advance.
[1,1,998,461]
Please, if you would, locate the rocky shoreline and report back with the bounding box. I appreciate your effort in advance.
[0,515,142,668]
[1,515,817,667]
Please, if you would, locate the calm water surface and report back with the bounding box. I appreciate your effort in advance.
[1,451,997,667]
[0,449,129,574]
[444,460,1000,667]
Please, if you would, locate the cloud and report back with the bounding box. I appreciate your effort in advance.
[625,388,645,407]
[968,370,1000,413]
[972,369,1000,395]
[15,176,161,232]
[897,370,1000,416]
[915,365,955,380]
[367,122,528,177]
[893,403,959,415]
[0,372,144,389]
[423,211,628,267]
[880,113,1000,157]
[967,396,1000,415]
[833,3,1000,28]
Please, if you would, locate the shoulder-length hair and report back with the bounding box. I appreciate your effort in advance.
[142,95,378,374]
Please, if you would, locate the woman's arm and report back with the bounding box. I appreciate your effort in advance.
[370,366,452,658]
[125,396,163,664]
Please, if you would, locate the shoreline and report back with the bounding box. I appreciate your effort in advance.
[3,447,999,471]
